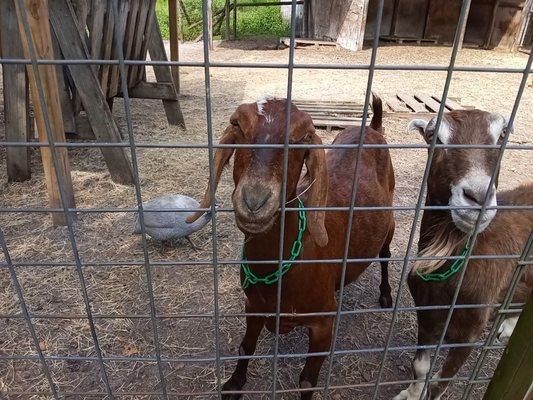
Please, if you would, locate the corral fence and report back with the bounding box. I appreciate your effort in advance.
[0,0,532,398]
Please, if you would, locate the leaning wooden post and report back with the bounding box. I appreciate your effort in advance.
[483,295,533,400]
[1,0,32,182]
[207,0,213,49]
[14,0,76,225]
[224,0,230,40]
[169,0,180,93]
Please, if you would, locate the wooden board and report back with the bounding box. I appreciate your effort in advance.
[49,0,134,186]
[397,92,427,112]
[147,11,186,128]
[293,99,371,130]
[432,95,465,111]
[380,35,437,44]
[385,96,409,112]
[280,37,339,47]
[1,0,32,182]
[15,0,76,225]
[414,93,442,112]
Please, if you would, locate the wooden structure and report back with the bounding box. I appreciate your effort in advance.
[365,0,533,51]
[276,0,533,51]
[294,94,471,130]
[1,0,185,225]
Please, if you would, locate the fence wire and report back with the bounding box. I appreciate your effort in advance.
[0,0,532,399]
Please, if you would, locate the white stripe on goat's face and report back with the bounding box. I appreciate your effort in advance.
[409,111,510,233]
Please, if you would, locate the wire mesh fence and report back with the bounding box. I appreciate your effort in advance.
[0,0,532,399]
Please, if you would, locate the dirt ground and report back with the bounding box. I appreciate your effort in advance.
[1,40,532,399]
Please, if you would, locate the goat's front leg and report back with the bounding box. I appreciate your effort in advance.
[221,315,264,399]
[299,317,334,400]
[393,323,438,400]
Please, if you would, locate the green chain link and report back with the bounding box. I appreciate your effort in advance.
[240,198,307,289]
[416,234,472,282]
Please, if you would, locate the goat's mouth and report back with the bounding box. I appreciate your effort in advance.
[451,210,495,233]
[234,211,279,236]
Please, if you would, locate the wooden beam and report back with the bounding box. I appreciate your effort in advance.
[484,0,500,49]
[125,81,178,100]
[1,0,32,182]
[225,0,231,39]
[14,0,76,225]
[49,0,134,186]
[169,0,180,93]
[484,296,533,400]
[148,11,186,129]
[207,0,213,49]
[390,0,401,36]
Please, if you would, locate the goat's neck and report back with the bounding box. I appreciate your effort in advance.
[419,194,455,252]
[242,210,300,274]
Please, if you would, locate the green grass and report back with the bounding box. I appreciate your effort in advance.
[156,0,290,41]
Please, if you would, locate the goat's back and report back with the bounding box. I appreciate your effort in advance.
[327,125,394,207]
[317,125,395,286]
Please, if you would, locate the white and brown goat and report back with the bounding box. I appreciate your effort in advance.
[394,110,533,400]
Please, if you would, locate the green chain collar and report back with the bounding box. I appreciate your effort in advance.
[240,198,307,289]
[416,233,472,282]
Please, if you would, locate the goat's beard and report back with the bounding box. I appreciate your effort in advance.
[411,219,467,276]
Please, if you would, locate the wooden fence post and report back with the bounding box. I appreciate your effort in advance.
[1,0,32,182]
[169,0,180,93]
[14,0,76,226]
[484,295,533,400]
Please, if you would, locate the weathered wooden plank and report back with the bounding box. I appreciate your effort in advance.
[14,0,76,225]
[51,32,76,133]
[129,0,150,86]
[415,93,442,113]
[136,0,156,82]
[207,0,213,49]
[432,95,465,111]
[49,0,134,186]
[397,92,427,113]
[1,0,32,182]
[108,0,129,98]
[484,296,533,400]
[87,0,106,78]
[147,11,186,128]
[169,0,180,93]
[126,81,178,100]
[100,1,115,97]
[123,0,140,87]
[385,96,410,112]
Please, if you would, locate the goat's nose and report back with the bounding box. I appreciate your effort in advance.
[243,187,271,213]
[462,187,493,205]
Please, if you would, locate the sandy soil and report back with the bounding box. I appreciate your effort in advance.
[0,40,532,399]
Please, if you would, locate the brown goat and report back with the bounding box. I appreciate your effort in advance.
[394,110,533,400]
[188,95,395,398]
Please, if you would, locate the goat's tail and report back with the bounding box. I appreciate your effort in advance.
[370,92,383,133]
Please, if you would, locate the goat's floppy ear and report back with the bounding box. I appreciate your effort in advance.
[187,125,238,223]
[408,119,429,136]
[304,131,329,247]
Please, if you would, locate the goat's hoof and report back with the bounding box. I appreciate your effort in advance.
[221,377,245,400]
[496,316,518,343]
[379,294,393,308]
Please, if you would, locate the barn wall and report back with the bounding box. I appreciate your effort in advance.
[394,0,428,37]
[488,0,529,49]
[307,0,369,50]
[365,0,394,39]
